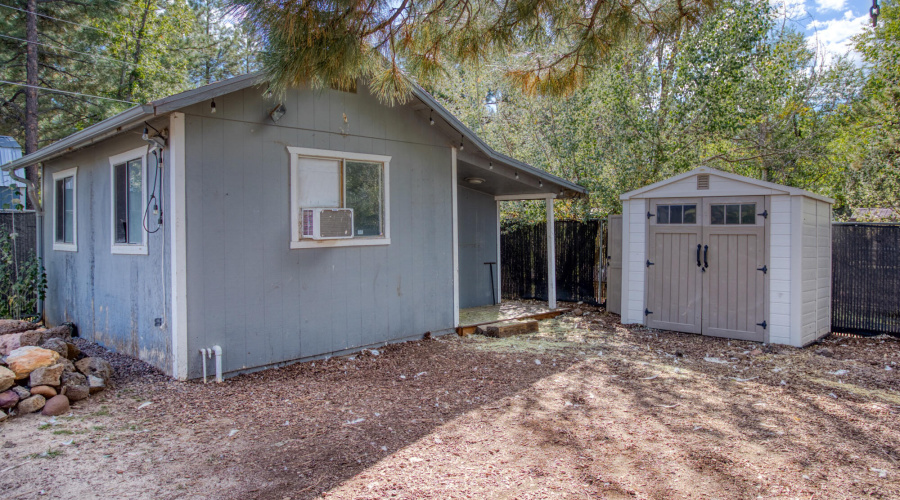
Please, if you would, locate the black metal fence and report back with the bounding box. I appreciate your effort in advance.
[500,220,601,304]
[832,223,900,336]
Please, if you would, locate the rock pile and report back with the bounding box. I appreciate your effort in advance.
[0,320,112,421]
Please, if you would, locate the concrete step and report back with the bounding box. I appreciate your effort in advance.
[476,319,539,338]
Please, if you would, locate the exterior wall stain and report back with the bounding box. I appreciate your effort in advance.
[41,128,173,375]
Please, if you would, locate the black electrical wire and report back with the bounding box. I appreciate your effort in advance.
[143,149,163,234]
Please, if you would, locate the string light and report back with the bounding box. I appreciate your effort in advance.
[210,98,217,113]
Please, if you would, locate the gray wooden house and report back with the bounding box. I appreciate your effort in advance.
[2,74,585,379]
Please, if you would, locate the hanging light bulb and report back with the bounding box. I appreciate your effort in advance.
[429,110,435,126]
[459,135,464,151]
[515,171,519,180]
[539,180,543,187]
[210,98,217,114]
[142,126,149,141]
[489,161,493,170]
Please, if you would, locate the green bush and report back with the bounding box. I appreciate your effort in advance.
[0,227,46,319]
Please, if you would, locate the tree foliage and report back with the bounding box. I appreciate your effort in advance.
[429,0,877,221]
[229,0,720,104]
[0,0,261,149]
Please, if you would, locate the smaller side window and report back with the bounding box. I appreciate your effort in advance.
[109,147,148,255]
[656,204,697,224]
[52,167,78,252]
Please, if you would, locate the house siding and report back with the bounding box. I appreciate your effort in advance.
[41,130,172,374]
[621,198,647,324]
[768,195,792,345]
[181,85,455,378]
[457,185,498,309]
[816,200,832,340]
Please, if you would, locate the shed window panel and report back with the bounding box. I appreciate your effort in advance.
[55,176,74,243]
[710,203,756,225]
[344,161,384,236]
[113,158,143,244]
[656,204,697,224]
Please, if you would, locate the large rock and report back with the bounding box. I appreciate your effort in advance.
[40,338,68,359]
[59,358,76,373]
[87,375,106,394]
[39,325,74,344]
[6,347,60,380]
[0,365,14,392]
[29,385,57,398]
[41,395,69,416]
[75,357,113,385]
[29,363,64,387]
[0,330,42,356]
[0,320,39,336]
[16,394,45,413]
[60,372,88,402]
[0,389,19,409]
[10,385,29,399]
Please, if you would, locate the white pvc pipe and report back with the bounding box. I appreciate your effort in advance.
[199,348,208,383]
[212,345,223,383]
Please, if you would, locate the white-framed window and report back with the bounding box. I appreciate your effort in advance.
[288,146,391,249]
[52,167,78,252]
[109,146,148,255]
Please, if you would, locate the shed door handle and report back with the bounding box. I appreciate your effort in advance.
[696,244,702,267]
[703,245,709,269]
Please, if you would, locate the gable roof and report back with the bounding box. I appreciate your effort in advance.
[620,166,833,203]
[2,73,586,198]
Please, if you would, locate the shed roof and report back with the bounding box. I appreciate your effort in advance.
[0,136,20,149]
[619,167,834,204]
[1,73,586,199]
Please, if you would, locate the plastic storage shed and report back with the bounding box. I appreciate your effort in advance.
[611,167,833,347]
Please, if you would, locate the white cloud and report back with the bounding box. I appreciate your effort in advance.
[806,11,870,64]
[815,0,846,12]
[772,0,808,18]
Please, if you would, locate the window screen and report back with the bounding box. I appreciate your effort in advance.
[114,159,143,244]
[711,203,756,225]
[55,176,74,243]
[656,204,697,224]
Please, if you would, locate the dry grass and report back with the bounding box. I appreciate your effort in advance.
[2,306,899,499]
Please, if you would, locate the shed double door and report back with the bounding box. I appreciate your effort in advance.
[647,197,767,342]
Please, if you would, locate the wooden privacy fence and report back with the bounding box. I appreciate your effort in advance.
[0,210,37,272]
[831,223,900,336]
[502,220,900,337]
[500,220,601,305]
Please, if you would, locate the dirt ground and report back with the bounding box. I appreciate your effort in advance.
[2,304,899,499]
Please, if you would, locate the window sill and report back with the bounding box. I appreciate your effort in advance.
[290,237,391,249]
[111,244,148,255]
[53,242,77,252]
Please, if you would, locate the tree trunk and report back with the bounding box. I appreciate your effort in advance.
[24,0,39,210]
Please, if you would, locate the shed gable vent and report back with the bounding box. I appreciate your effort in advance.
[697,174,710,190]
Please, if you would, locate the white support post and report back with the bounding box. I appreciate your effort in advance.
[546,196,556,309]
[451,147,460,327]
[496,200,502,305]
[170,112,188,380]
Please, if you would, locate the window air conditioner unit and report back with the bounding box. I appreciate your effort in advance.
[300,208,354,240]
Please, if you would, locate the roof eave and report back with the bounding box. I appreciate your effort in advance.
[411,84,587,198]
[1,106,152,172]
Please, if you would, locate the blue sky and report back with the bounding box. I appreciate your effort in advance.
[773,0,874,63]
